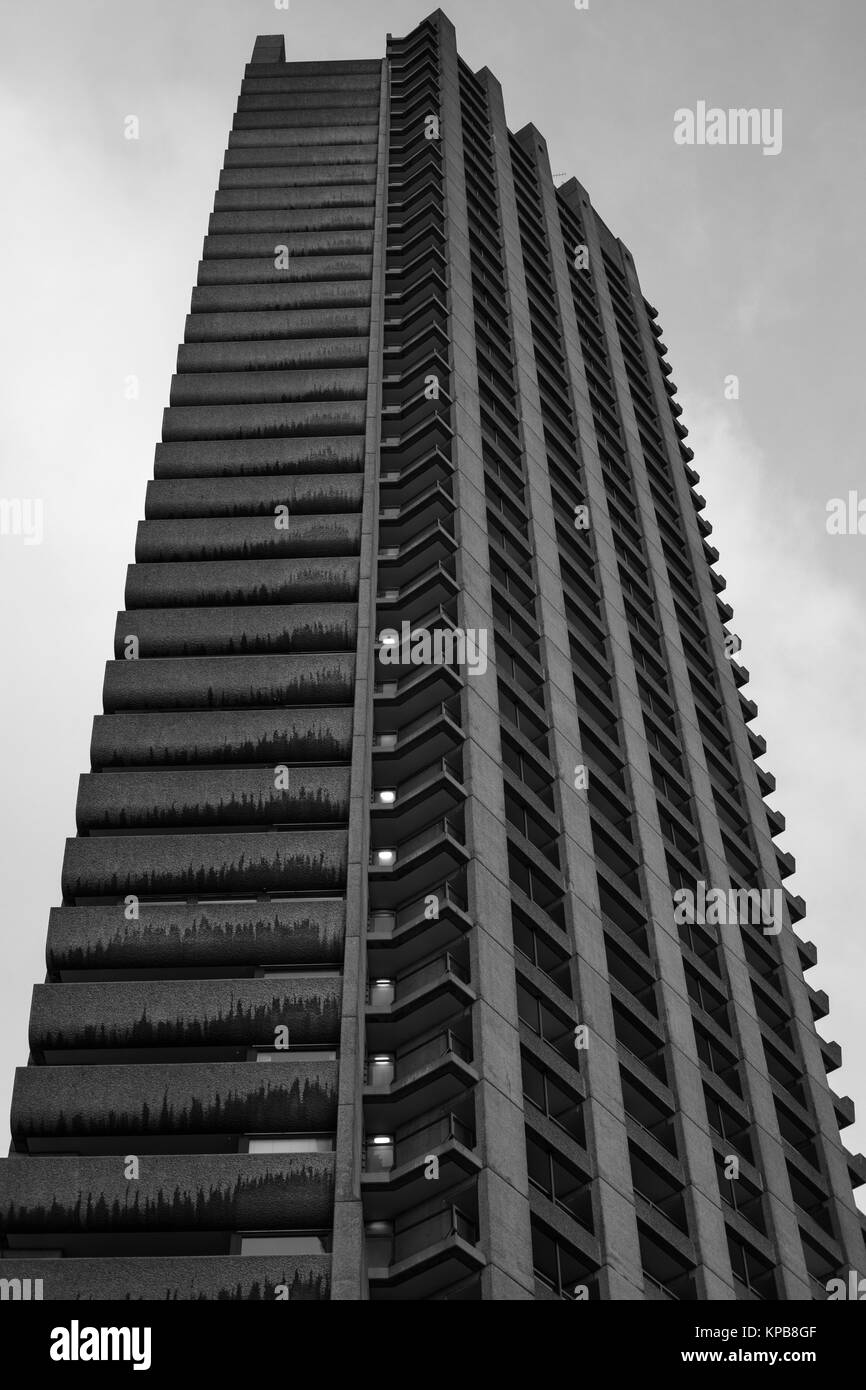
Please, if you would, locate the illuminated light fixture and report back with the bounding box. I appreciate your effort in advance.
[374,979,392,988]
[376,849,396,865]
[380,630,398,647]
[377,789,397,804]
[372,1055,392,1064]
[372,1135,392,1146]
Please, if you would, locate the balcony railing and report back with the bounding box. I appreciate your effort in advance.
[373,700,461,749]
[396,1111,474,1167]
[389,754,463,805]
[371,815,463,867]
[643,1271,680,1300]
[393,951,470,1001]
[394,1029,471,1081]
[367,879,468,939]
[393,1205,478,1263]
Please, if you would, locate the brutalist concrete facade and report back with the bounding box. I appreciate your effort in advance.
[1,13,864,1302]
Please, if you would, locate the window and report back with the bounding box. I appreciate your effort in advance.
[727,1232,777,1300]
[694,1023,741,1095]
[365,1136,395,1172]
[505,789,560,867]
[253,1050,337,1062]
[527,1134,593,1230]
[239,1234,328,1256]
[508,846,564,920]
[517,982,574,1062]
[245,1136,334,1154]
[714,1154,766,1235]
[522,1054,584,1140]
[704,1091,754,1164]
[512,910,571,990]
[531,1220,594,1299]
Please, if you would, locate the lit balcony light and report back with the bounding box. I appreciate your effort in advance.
[376,849,396,866]
[371,1055,392,1064]
[374,979,393,988]
[377,789,397,804]
[372,1135,392,1146]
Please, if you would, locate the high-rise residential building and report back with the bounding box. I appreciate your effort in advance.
[1,10,864,1304]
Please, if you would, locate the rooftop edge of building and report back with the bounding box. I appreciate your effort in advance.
[249,33,381,74]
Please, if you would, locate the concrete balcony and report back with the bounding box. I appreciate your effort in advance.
[374,663,462,729]
[368,816,467,909]
[113,600,357,657]
[785,888,807,923]
[381,391,450,441]
[366,884,471,977]
[144,472,363,518]
[10,1060,339,1144]
[377,520,456,589]
[123,557,359,609]
[222,150,377,178]
[90,708,353,768]
[45,898,346,973]
[226,146,377,174]
[29,976,342,1055]
[365,950,474,1049]
[363,1117,480,1222]
[162,399,366,442]
[102,652,355,713]
[376,563,459,624]
[242,58,382,76]
[169,366,368,405]
[0,1254,330,1301]
[134,515,361,562]
[196,254,374,285]
[183,308,371,349]
[243,62,380,79]
[379,454,453,513]
[232,109,380,130]
[190,279,372,315]
[807,986,830,1022]
[364,1031,477,1132]
[0,1152,334,1236]
[213,185,376,212]
[380,410,451,464]
[176,336,368,373]
[60,828,348,900]
[240,72,380,92]
[367,1204,484,1301]
[153,434,365,478]
[75,766,351,832]
[228,124,379,148]
[208,204,375,231]
[219,164,376,191]
[370,756,464,843]
[372,700,463,783]
[238,85,380,105]
[832,1091,856,1130]
[378,481,455,543]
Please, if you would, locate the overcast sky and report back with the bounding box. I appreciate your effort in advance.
[1,0,864,1189]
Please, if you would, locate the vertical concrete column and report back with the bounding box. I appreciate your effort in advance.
[618,240,866,1284]
[250,34,286,65]
[587,228,811,1298]
[527,161,735,1297]
[432,12,535,1301]
[331,58,389,1302]
[480,79,643,1301]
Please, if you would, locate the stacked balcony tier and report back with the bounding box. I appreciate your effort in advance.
[1,51,383,1300]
